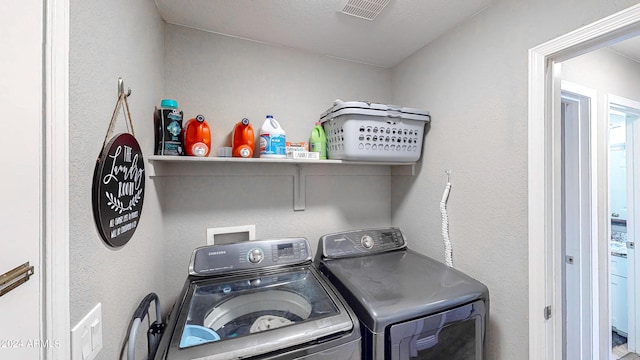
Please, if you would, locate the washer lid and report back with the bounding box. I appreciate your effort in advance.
[320,249,489,333]
[165,267,356,359]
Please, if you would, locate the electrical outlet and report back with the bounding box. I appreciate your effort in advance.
[71,303,103,360]
[207,225,256,245]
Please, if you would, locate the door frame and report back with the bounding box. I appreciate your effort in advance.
[528,3,640,359]
[560,80,599,359]
[44,0,70,358]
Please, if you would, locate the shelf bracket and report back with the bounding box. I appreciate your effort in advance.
[293,164,306,211]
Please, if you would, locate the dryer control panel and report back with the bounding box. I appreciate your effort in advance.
[318,227,407,259]
[189,238,311,276]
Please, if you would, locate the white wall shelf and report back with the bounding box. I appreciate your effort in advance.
[147,155,416,211]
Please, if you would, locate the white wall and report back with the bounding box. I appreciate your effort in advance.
[163,24,391,151]
[69,0,166,358]
[160,24,394,304]
[389,0,640,358]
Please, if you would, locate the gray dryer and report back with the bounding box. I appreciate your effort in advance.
[315,227,489,360]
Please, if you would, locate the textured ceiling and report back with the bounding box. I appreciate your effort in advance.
[154,0,496,68]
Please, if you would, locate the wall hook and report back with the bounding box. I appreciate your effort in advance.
[118,77,132,98]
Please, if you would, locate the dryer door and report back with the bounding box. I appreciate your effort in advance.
[389,300,486,360]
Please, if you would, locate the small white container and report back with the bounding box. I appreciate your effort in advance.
[259,115,287,158]
[320,100,430,162]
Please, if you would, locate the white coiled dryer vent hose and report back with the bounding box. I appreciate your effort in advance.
[440,170,453,267]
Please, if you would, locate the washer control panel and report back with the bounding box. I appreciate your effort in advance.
[318,227,407,259]
[190,238,311,276]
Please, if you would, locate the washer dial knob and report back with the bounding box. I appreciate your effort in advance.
[361,235,374,249]
[248,248,264,264]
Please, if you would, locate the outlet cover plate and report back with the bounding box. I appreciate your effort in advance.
[207,225,256,245]
[71,303,103,360]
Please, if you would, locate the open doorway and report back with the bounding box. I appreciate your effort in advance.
[608,96,640,359]
[528,4,640,359]
[560,44,640,360]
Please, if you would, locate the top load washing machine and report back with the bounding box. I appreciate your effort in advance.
[155,237,361,360]
[314,227,489,360]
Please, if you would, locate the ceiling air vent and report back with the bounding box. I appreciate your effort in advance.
[338,0,391,21]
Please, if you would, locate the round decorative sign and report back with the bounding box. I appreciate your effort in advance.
[92,133,145,247]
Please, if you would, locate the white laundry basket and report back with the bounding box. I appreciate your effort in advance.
[319,100,430,162]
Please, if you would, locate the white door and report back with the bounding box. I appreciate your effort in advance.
[0,1,44,359]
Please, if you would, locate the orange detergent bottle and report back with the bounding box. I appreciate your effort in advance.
[232,118,255,158]
[183,114,211,157]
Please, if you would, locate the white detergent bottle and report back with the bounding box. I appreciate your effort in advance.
[259,115,287,158]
